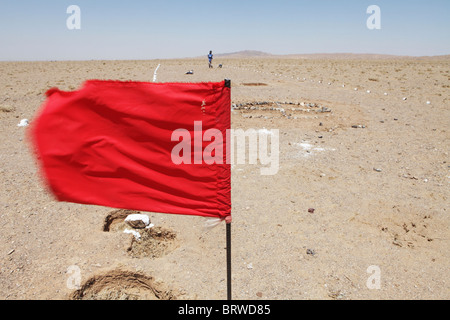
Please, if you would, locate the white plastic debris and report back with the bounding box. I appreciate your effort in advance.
[426,101,431,105]
[123,229,141,240]
[203,217,222,230]
[125,214,149,225]
[403,97,407,101]
[125,214,153,229]
[17,119,29,127]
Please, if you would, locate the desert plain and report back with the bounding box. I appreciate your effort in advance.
[0,53,449,299]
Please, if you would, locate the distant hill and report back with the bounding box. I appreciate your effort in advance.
[214,50,273,58]
[417,54,450,60]
[281,53,410,60]
[198,50,450,60]
[284,53,450,60]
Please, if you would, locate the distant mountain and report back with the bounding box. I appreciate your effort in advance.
[284,53,450,60]
[197,51,449,60]
[281,53,410,60]
[214,50,273,58]
[217,51,409,60]
[417,54,450,60]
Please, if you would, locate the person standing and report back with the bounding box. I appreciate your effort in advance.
[208,50,213,68]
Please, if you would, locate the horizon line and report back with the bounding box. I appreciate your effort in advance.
[1,51,449,63]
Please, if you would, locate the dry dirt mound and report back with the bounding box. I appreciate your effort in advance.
[102,209,178,258]
[127,227,178,259]
[70,269,178,300]
[102,209,137,232]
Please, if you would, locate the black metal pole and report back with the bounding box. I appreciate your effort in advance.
[225,78,231,300]
[226,222,232,300]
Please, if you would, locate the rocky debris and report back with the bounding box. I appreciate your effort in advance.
[232,101,332,117]
[401,173,419,180]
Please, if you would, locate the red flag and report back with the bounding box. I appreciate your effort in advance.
[29,80,231,219]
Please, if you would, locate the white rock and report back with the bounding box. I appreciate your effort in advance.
[125,214,151,229]
[17,119,29,127]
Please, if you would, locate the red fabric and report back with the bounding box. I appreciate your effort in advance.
[30,80,231,219]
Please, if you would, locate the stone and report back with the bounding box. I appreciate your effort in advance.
[17,119,29,127]
[125,214,151,229]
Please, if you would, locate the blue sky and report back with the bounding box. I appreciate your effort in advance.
[0,0,449,61]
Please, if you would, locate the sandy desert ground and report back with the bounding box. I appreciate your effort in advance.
[0,55,449,300]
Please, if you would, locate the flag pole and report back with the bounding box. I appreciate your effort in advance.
[224,78,232,300]
[225,216,232,300]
